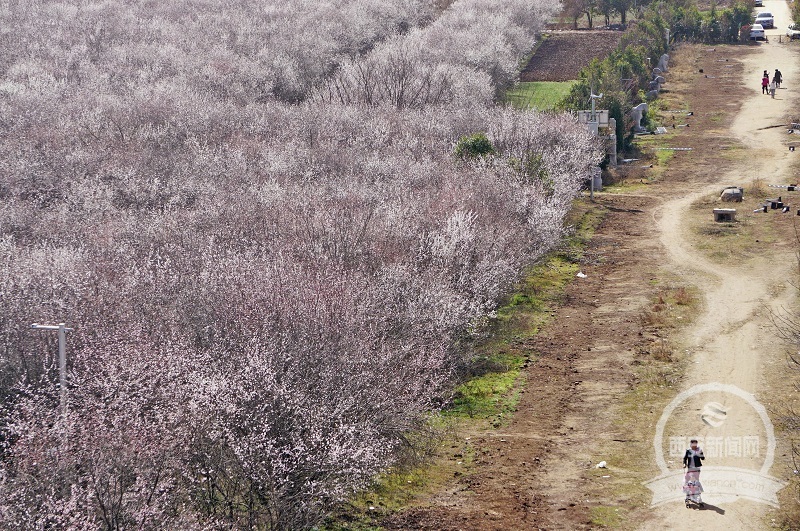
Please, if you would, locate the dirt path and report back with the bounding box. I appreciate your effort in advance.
[644,0,799,527]
[381,6,799,529]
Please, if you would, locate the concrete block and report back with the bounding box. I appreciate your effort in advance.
[713,208,736,222]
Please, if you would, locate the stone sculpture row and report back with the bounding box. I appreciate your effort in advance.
[633,53,669,133]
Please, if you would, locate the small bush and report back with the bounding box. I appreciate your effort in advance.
[455,133,495,159]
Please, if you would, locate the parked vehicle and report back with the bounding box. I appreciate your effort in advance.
[788,23,800,39]
[755,12,774,28]
[754,0,763,6]
[750,23,766,40]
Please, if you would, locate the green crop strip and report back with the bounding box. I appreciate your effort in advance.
[505,81,577,110]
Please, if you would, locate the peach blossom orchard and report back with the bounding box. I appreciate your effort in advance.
[0,0,602,528]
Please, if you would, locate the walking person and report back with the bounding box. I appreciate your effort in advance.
[683,439,705,508]
[762,72,770,94]
[775,68,783,88]
[770,79,777,98]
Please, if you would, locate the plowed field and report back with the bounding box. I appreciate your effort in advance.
[520,31,623,82]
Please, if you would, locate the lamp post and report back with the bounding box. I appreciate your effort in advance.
[31,322,73,415]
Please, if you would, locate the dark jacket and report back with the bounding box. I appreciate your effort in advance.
[683,448,704,468]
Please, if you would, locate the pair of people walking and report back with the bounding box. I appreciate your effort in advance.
[762,69,782,97]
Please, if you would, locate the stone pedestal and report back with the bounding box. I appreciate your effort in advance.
[713,208,736,222]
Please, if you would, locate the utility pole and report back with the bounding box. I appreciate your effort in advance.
[590,89,603,123]
[31,322,74,416]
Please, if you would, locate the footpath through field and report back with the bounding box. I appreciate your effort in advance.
[382,4,800,528]
[642,0,799,528]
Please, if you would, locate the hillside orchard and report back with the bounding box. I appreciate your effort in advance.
[0,0,603,528]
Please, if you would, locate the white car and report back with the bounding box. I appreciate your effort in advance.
[750,24,766,40]
[754,0,763,6]
[788,23,800,39]
[755,12,774,29]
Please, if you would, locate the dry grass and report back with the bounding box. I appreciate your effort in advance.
[687,189,782,263]
[637,363,682,387]
[640,308,667,327]
[650,338,673,361]
[673,287,692,305]
[750,177,768,196]
[588,44,795,529]
[639,287,698,330]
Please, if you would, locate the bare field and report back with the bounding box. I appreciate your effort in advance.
[520,31,624,82]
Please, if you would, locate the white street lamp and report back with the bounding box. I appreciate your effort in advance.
[31,322,74,415]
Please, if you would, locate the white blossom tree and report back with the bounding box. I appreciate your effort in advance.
[0,0,601,528]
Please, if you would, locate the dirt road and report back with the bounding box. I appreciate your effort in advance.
[382,6,800,529]
[645,1,799,528]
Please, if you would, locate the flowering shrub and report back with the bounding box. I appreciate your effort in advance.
[0,0,601,528]
[314,0,558,106]
[455,133,495,159]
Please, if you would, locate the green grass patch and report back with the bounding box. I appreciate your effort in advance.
[654,148,675,166]
[634,132,678,146]
[496,255,577,323]
[320,415,474,530]
[504,81,576,110]
[447,357,524,420]
[447,201,605,423]
[590,506,623,527]
[600,179,653,194]
[320,446,472,530]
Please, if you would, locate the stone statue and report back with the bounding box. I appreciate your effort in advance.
[648,75,666,92]
[631,102,648,132]
[657,54,669,73]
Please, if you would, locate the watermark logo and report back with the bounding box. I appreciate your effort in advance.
[701,401,727,427]
[643,383,787,507]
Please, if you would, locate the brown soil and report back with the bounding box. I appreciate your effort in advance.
[380,30,800,531]
[380,190,661,530]
[520,31,623,82]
